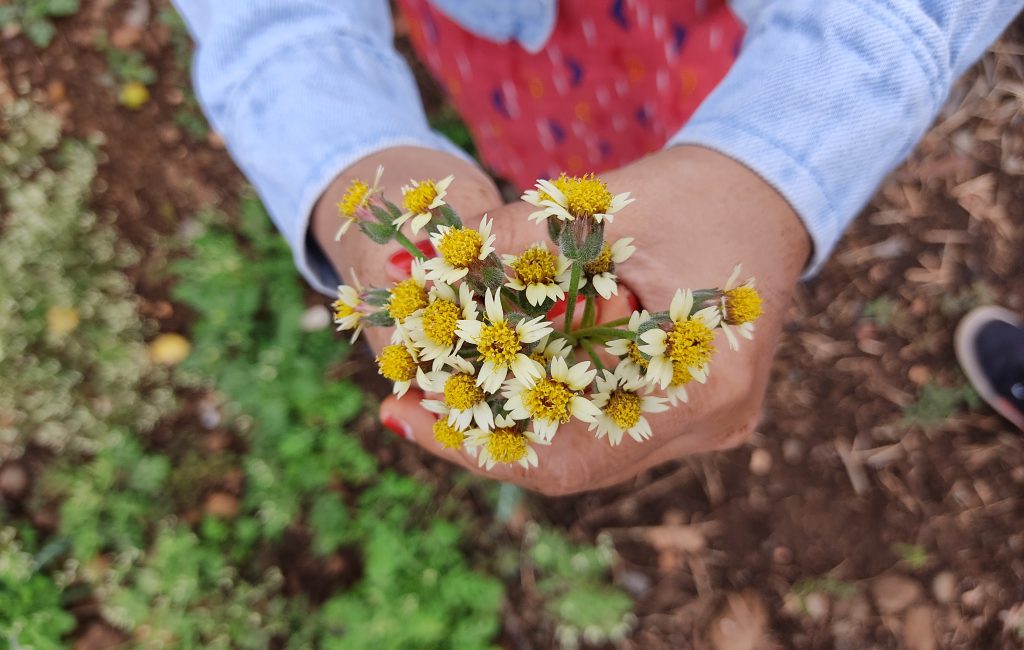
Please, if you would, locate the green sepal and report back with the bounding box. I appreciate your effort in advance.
[576,223,605,262]
[437,204,462,228]
[369,204,394,226]
[363,311,395,327]
[547,217,564,245]
[362,289,391,307]
[480,261,507,292]
[359,220,394,244]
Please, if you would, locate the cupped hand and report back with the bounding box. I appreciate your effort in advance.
[316,145,810,496]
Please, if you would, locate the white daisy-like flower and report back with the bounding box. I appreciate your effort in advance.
[375,342,420,398]
[395,174,454,234]
[335,165,384,240]
[423,216,497,285]
[605,309,653,384]
[581,237,635,300]
[465,414,548,470]
[502,243,572,307]
[717,264,763,351]
[589,366,669,445]
[419,356,495,432]
[521,173,634,224]
[385,259,428,326]
[456,289,551,393]
[405,282,475,370]
[332,273,364,343]
[503,355,601,441]
[528,334,573,368]
[639,289,722,389]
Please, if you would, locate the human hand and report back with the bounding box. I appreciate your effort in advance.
[378,146,810,495]
[311,146,504,355]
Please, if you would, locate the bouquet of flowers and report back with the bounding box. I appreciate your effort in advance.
[332,169,762,471]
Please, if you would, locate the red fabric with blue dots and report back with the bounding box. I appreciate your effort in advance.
[398,0,743,188]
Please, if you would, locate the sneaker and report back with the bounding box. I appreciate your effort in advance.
[955,306,1024,431]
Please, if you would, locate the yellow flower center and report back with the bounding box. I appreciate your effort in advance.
[487,427,529,464]
[511,246,559,285]
[725,286,763,325]
[387,279,427,322]
[665,319,716,369]
[523,378,576,423]
[477,320,522,366]
[583,244,614,275]
[444,373,484,410]
[433,419,465,450]
[542,173,613,219]
[333,300,356,320]
[422,299,460,345]
[670,361,693,387]
[403,179,439,215]
[377,345,417,382]
[626,341,649,370]
[337,180,369,218]
[605,389,642,430]
[437,228,484,268]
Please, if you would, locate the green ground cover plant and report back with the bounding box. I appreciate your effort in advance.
[0,100,633,649]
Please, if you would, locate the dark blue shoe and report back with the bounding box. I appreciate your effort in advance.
[955,306,1024,431]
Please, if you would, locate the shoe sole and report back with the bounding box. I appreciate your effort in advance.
[954,305,1024,431]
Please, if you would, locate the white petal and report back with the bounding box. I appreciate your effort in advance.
[485,289,504,323]
[570,396,602,423]
[669,289,693,322]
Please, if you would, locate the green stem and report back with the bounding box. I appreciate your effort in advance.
[394,231,427,261]
[581,340,605,371]
[595,316,631,328]
[572,326,634,341]
[562,262,582,335]
[581,295,597,329]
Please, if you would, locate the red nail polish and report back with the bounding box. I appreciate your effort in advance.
[388,241,435,278]
[382,415,412,440]
[546,294,586,320]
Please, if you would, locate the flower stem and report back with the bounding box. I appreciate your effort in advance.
[572,326,633,340]
[563,262,582,334]
[581,340,605,371]
[394,231,427,261]
[581,295,597,329]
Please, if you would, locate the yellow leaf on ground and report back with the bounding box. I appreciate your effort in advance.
[46,306,80,336]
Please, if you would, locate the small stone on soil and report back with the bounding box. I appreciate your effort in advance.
[749,448,773,475]
[932,571,956,603]
[872,575,924,614]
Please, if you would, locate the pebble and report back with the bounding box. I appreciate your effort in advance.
[749,448,773,476]
[932,571,957,603]
[902,604,937,650]
[783,438,804,464]
[804,592,830,621]
[301,304,331,331]
[0,463,29,499]
[872,575,924,614]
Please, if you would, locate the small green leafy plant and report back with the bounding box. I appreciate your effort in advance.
[525,524,636,649]
[0,0,79,47]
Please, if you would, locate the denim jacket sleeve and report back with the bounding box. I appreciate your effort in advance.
[172,0,473,294]
[667,0,1023,275]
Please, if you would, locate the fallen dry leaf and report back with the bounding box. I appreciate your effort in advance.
[872,575,925,614]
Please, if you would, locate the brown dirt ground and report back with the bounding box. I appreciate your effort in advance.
[3,1,1023,648]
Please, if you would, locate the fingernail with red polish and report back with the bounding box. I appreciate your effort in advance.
[382,415,413,440]
[388,241,435,278]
